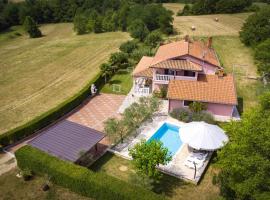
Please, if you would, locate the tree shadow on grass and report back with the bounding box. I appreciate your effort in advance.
[117,70,129,75]
[153,174,190,197]
[108,80,122,85]
[88,152,114,172]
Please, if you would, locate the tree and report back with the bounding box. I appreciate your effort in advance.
[255,39,270,82]
[99,63,112,83]
[129,140,172,182]
[73,13,87,35]
[178,4,192,16]
[240,7,270,46]
[128,19,149,41]
[23,16,42,38]
[216,94,270,199]
[104,118,126,143]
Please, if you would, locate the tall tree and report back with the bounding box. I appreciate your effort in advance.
[240,7,270,46]
[128,19,149,41]
[255,39,270,82]
[216,93,270,199]
[99,63,112,83]
[23,16,42,38]
[129,140,172,182]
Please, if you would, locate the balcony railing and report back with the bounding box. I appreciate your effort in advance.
[154,74,197,82]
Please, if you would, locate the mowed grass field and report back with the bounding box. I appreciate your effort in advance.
[164,3,266,110]
[164,3,250,37]
[0,23,129,134]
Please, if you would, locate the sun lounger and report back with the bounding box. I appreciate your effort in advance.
[191,152,208,160]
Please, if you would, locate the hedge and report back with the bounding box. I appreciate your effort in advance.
[0,72,105,147]
[15,146,166,200]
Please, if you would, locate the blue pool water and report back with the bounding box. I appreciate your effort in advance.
[148,123,182,156]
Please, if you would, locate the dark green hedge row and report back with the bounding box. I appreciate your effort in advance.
[0,73,104,147]
[15,146,165,200]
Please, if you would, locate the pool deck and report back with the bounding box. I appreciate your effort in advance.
[110,115,212,184]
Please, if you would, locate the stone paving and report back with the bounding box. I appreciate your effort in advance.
[68,93,125,132]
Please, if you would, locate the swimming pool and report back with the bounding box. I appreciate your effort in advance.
[148,123,183,156]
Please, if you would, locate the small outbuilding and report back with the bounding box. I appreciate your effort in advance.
[28,120,106,163]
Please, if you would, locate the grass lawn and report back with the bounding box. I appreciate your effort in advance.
[90,152,221,200]
[0,169,91,200]
[0,23,129,134]
[100,69,133,95]
[163,3,185,15]
[212,36,269,109]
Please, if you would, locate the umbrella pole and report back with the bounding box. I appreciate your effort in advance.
[193,161,197,179]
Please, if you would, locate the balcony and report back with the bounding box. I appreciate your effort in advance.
[154,74,197,83]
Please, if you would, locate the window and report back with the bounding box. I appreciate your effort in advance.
[184,71,196,77]
[183,100,193,107]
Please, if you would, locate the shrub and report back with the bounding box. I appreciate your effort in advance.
[145,31,163,48]
[0,73,104,147]
[15,146,165,200]
[188,102,207,113]
[170,108,191,123]
[23,16,42,38]
[191,112,216,124]
[120,40,138,54]
[130,46,153,62]
[177,4,192,16]
[21,168,33,181]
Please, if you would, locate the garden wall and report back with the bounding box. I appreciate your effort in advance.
[15,146,165,200]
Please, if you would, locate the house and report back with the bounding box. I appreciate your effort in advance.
[132,37,238,120]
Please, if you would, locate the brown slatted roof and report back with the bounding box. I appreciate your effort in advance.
[167,74,237,105]
[150,60,202,71]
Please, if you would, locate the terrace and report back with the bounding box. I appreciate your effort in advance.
[110,116,214,184]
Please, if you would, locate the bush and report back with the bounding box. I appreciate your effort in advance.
[23,16,42,38]
[21,168,33,181]
[15,146,165,200]
[120,40,138,54]
[188,102,207,113]
[169,108,191,123]
[128,19,149,41]
[145,31,163,48]
[191,112,216,124]
[177,4,192,16]
[0,72,104,147]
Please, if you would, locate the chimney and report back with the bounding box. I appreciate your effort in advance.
[207,37,213,48]
[216,69,225,78]
[184,35,189,42]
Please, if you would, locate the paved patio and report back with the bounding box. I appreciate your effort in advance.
[68,93,125,132]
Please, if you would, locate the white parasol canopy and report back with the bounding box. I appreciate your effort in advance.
[180,121,229,151]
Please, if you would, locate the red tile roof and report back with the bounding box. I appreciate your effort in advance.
[150,60,202,71]
[151,40,221,67]
[132,56,153,78]
[167,74,237,105]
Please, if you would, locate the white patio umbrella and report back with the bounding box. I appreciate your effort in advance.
[180,121,229,151]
